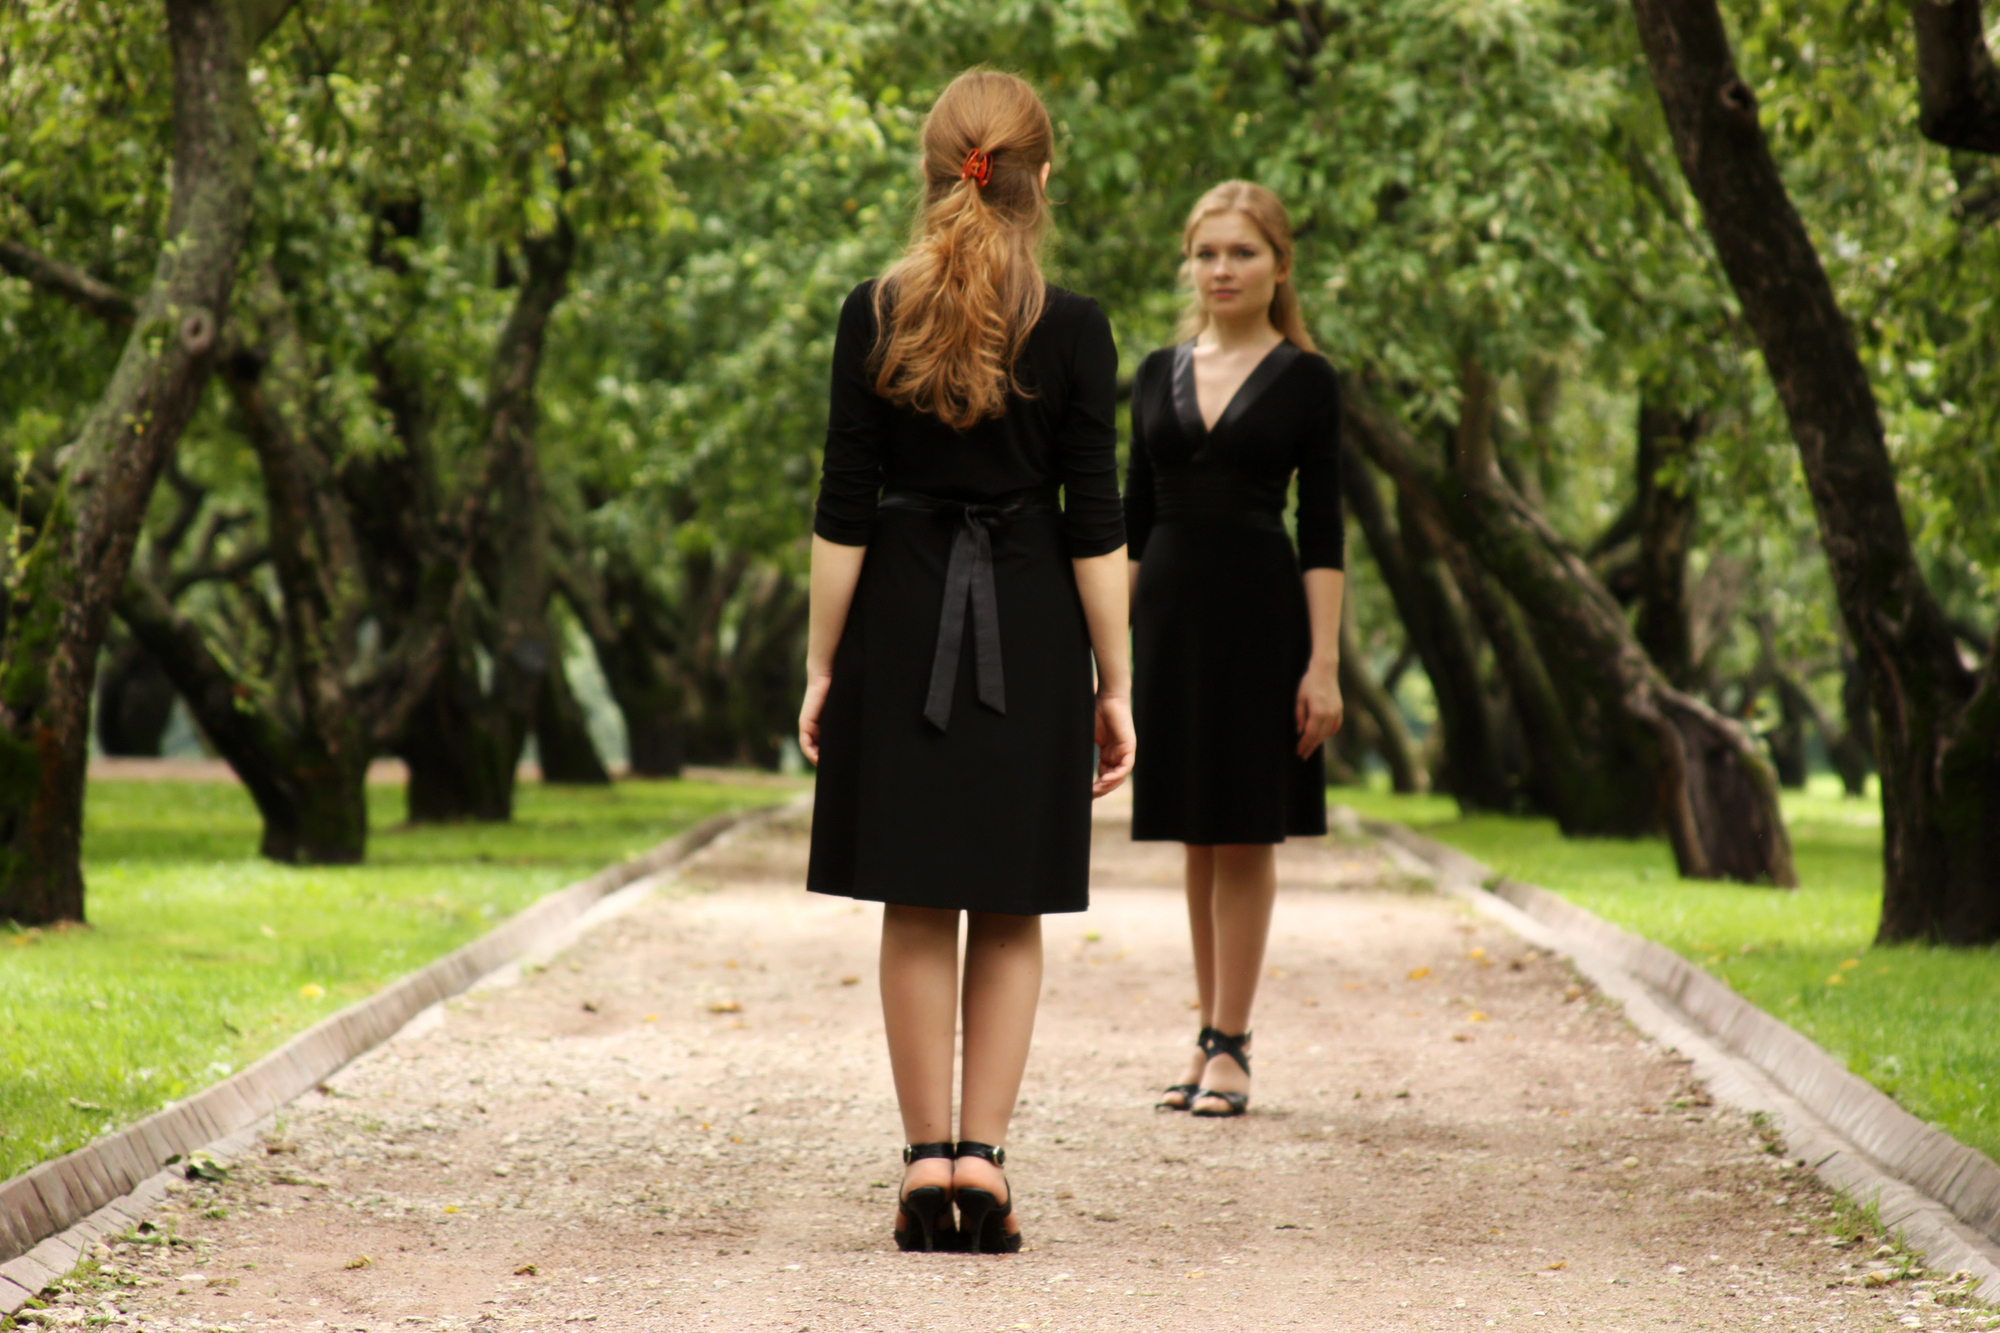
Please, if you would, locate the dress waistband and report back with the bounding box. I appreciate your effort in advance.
[876,487,1060,732]
[1151,470,1285,535]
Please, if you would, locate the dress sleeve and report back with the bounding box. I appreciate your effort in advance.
[1294,359,1347,571]
[813,283,890,547]
[1056,297,1126,558]
[1123,355,1156,561]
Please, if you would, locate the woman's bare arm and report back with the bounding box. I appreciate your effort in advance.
[1295,567,1346,758]
[798,535,868,765]
[1074,547,1136,796]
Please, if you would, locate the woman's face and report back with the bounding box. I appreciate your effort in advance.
[1187,210,1286,325]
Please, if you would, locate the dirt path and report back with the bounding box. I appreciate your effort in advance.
[51,799,1978,1332]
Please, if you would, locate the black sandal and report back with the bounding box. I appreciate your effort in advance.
[1190,1029,1252,1118]
[952,1141,1021,1255]
[894,1142,957,1252]
[1157,1026,1219,1110]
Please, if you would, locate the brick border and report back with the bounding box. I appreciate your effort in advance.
[0,800,776,1287]
[1353,810,2000,1300]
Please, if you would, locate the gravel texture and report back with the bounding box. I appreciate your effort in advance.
[30,800,1997,1332]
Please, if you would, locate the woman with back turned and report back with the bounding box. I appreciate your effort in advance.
[1125,181,1346,1118]
[799,69,1135,1254]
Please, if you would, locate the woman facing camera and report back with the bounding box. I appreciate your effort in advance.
[1125,181,1346,1118]
[799,69,1136,1253]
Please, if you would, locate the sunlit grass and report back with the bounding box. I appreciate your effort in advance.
[0,777,789,1180]
[1334,774,2000,1165]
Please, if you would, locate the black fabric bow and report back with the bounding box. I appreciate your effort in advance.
[879,488,1057,732]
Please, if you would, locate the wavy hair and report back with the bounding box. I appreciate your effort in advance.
[1176,181,1317,353]
[870,69,1054,431]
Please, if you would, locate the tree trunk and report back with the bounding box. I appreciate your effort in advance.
[1633,0,2000,936]
[394,220,575,820]
[117,576,367,862]
[1340,442,1513,809]
[95,636,177,757]
[534,649,611,785]
[1347,374,1795,884]
[1635,401,1702,690]
[0,0,292,924]
[1912,0,2000,153]
[557,552,687,779]
[1337,618,1425,793]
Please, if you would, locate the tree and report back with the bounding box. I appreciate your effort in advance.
[1631,0,2000,940]
[0,0,296,923]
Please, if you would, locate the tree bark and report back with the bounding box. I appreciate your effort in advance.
[0,0,293,924]
[1913,0,2000,153]
[534,648,612,785]
[1337,618,1425,793]
[396,221,575,819]
[94,636,177,757]
[1635,401,1702,690]
[1632,0,1999,936]
[557,548,687,779]
[1347,375,1796,884]
[1340,442,1513,808]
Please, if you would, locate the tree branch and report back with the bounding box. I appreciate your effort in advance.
[0,239,136,326]
[1914,0,2000,154]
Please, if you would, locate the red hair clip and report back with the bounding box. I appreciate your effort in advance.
[960,148,993,188]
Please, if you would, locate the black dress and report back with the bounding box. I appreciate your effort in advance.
[807,281,1124,914]
[1125,341,1345,845]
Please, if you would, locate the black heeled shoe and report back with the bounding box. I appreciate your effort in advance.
[894,1142,957,1253]
[1190,1028,1252,1118]
[952,1141,1021,1255]
[1158,1026,1220,1110]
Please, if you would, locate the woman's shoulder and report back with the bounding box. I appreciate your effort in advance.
[1040,283,1110,333]
[1288,345,1341,388]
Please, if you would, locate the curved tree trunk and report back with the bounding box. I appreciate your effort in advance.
[95,636,177,757]
[1633,0,2000,936]
[534,649,612,785]
[1341,442,1512,808]
[1337,618,1425,793]
[1347,375,1795,885]
[0,0,294,924]
[1635,401,1702,690]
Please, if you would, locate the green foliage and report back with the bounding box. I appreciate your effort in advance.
[1339,779,2000,1165]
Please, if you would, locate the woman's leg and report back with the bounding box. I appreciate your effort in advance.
[881,904,961,1205]
[1193,843,1277,1107]
[956,910,1043,1225]
[1168,845,1219,1097]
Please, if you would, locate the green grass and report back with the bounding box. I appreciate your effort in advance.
[1335,775,2000,1166]
[0,777,789,1181]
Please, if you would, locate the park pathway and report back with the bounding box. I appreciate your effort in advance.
[78,797,1952,1332]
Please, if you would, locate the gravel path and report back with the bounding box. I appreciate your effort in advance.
[40,799,1993,1332]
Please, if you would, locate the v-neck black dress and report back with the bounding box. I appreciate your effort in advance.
[806,280,1125,914]
[1124,340,1345,845]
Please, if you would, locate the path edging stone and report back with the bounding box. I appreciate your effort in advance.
[0,799,778,1301]
[1349,809,2000,1302]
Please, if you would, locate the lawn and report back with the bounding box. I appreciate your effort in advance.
[1335,776,2000,1166]
[0,776,791,1182]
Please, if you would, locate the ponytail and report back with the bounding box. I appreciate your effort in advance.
[870,70,1054,431]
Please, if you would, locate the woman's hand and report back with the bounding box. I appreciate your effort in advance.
[1092,691,1136,797]
[798,669,833,766]
[1295,658,1344,758]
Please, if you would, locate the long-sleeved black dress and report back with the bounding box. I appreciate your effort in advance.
[1124,340,1344,845]
[807,280,1124,914]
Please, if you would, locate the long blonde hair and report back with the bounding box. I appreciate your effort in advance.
[1176,181,1317,352]
[870,69,1053,431]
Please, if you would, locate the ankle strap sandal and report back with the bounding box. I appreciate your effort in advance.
[894,1142,957,1253]
[1190,1029,1252,1118]
[952,1141,1019,1254]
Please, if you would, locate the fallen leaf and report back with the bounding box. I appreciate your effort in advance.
[260,925,276,938]
[344,1256,372,1270]
[1452,1033,1474,1043]
[1622,1156,1639,1168]
[1863,1271,1895,1288]
[299,983,325,1000]
[839,976,860,987]
[1467,947,1486,959]
[1184,1271,1205,1279]
[581,1001,599,1013]
[443,1205,459,1214]
[642,1013,659,1022]
[1266,967,1287,979]
[1825,974,1845,986]
[514,1264,538,1276]
[1407,966,1431,980]
[707,1000,742,1014]
[66,1098,105,1112]
[1839,957,1861,970]
[1467,1011,1488,1022]
[1545,1260,1566,1270]
[183,1153,230,1182]
[1084,931,1102,943]
[1563,984,1583,1001]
